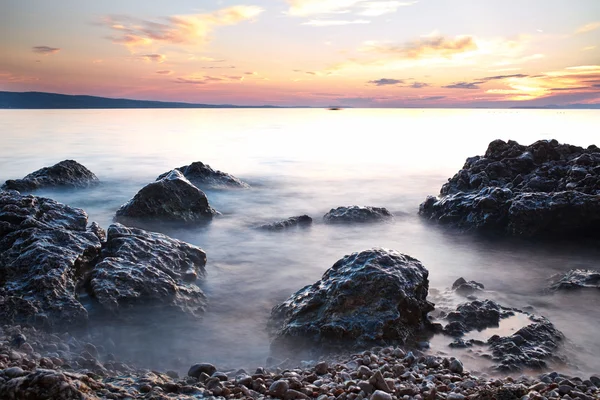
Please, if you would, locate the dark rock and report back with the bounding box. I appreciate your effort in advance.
[420,139,600,237]
[2,160,99,191]
[115,170,218,225]
[188,363,217,378]
[548,269,600,291]
[487,316,565,371]
[269,248,434,350]
[323,206,393,224]
[449,358,463,374]
[0,191,102,329]
[258,215,313,231]
[451,277,484,296]
[89,223,207,318]
[157,161,249,189]
[10,334,26,348]
[443,300,513,336]
[314,361,328,375]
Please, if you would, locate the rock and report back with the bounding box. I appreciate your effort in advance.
[488,317,565,371]
[157,161,249,189]
[589,376,600,387]
[115,169,218,225]
[548,269,600,291]
[2,160,99,191]
[0,191,102,329]
[447,394,465,400]
[10,334,26,348]
[315,361,328,375]
[370,390,392,400]
[258,215,313,231]
[369,370,392,392]
[269,248,434,350]
[188,363,217,378]
[420,139,600,237]
[443,300,513,336]
[323,206,393,224]
[4,367,26,379]
[269,380,290,397]
[449,359,463,374]
[451,277,484,296]
[89,223,207,318]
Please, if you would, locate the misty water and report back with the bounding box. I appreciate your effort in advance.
[1,108,599,376]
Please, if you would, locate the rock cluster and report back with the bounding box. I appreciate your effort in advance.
[258,215,313,231]
[2,160,99,191]
[157,161,249,189]
[323,206,393,224]
[420,139,600,237]
[549,269,600,291]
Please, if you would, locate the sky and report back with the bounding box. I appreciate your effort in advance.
[1,0,599,107]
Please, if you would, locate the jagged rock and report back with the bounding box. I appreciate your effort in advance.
[452,277,484,296]
[488,316,565,371]
[323,206,393,224]
[269,248,434,350]
[89,223,207,318]
[2,160,99,191]
[258,215,312,231]
[420,139,600,237]
[115,170,218,225]
[443,300,514,336]
[157,161,249,189]
[548,269,600,291]
[0,190,101,329]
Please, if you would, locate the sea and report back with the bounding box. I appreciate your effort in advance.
[1,108,599,376]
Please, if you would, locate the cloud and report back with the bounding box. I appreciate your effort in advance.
[368,78,404,86]
[32,46,60,55]
[358,1,418,17]
[136,54,166,63]
[443,81,481,89]
[416,96,446,101]
[363,35,477,59]
[287,0,417,16]
[302,19,370,26]
[410,81,429,88]
[576,22,600,34]
[104,6,263,49]
[174,74,244,84]
[156,70,173,75]
[582,46,596,51]
[442,74,529,90]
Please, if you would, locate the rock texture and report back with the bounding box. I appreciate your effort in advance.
[323,206,393,224]
[269,248,434,350]
[115,170,218,225]
[157,161,249,189]
[443,300,514,337]
[258,215,313,231]
[451,277,484,297]
[549,269,600,291]
[0,190,101,329]
[420,139,600,237]
[2,160,99,191]
[90,223,207,318]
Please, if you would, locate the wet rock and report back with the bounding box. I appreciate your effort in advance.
[4,367,26,379]
[488,317,564,371]
[420,139,600,237]
[449,358,463,374]
[115,169,218,225]
[548,269,600,291]
[90,223,207,318]
[188,363,217,378]
[157,161,249,189]
[258,215,313,231]
[269,248,434,350]
[2,160,99,191]
[0,191,102,329]
[452,277,484,296]
[269,380,289,397]
[323,206,393,224]
[443,300,513,336]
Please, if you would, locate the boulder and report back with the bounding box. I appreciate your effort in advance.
[269,248,434,350]
[258,215,312,231]
[548,269,600,291]
[115,170,218,225]
[0,191,101,329]
[443,300,514,336]
[157,161,249,189]
[451,277,484,296]
[323,206,393,224]
[420,139,600,237]
[2,160,99,191]
[89,223,207,318]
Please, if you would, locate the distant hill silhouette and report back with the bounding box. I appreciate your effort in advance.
[0,91,291,109]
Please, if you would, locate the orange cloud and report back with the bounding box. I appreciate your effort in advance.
[363,35,477,58]
[136,54,166,63]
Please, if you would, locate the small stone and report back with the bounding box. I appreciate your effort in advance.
[139,384,153,393]
[529,382,547,392]
[84,343,99,357]
[188,363,217,378]
[315,361,329,375]
[285,389,309,399]
[166,370,179,379]
[369,370,392,393]
[558,385,572,395]
[270,380,290,398]
[449,359,463,374]
[4,367,26,379]
[10,334,26,347]
[212,371,228,381]
[447,394,465,400]
[589,376,600,387]
[370,390,392,400]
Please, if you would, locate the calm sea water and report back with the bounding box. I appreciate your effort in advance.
[1,109,599,376]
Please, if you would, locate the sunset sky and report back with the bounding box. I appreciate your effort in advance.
[1,0,599,107]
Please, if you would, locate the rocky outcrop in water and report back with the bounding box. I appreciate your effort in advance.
[0,190,102,329]
[157,161,249,189]
[115,170,218,225]
[269,248,434,351]
[323,206,393,224]
[90,223,207,319]
[451,277,484,297]
[2,160,99,192]
[549,269,600,291]
[420,139,600,237]
[257,215,312,231]
[443,300,514,337]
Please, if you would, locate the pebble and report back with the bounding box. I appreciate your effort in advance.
[269,379,290,397]
[187,363,217,378]
[449,359,463,374]
[315,361,329,375]
[370,390,392,400]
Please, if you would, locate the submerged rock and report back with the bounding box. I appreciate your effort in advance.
[452,277,484,296]
[157,161,249,189]
[269,248,434,350]
[115,170,218,225]
[323,206,393,224]
[420,139,600,237]
[90,223,207,319]
[257,215,312,231]
[0,191,101,329]
[2,160,99,191]
[548,269,600,291]
[443,300,514,336]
